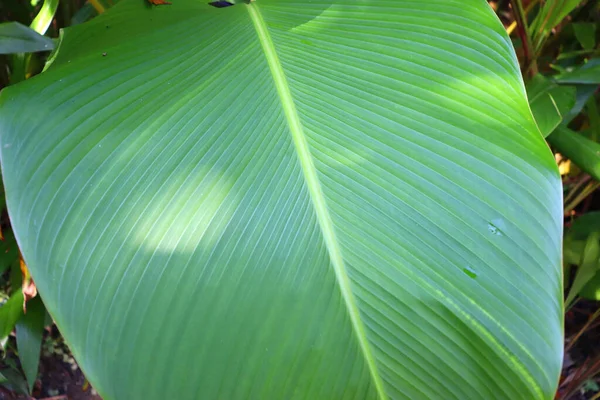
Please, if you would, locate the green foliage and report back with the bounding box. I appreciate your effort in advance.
[556,58,600,84]
[15,297,46,392]
[0,289,24,348]
[530,0,588,51]
[0,22,54,54]
[526,74,576,137]
[0,0,564,398]
[548,126,600,181]
[573,22,596,50]
[564,212,600,303]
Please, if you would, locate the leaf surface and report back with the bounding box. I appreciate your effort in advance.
[0,1,563,399]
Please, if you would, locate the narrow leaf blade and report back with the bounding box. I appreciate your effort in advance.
[16,296,45,392]
[0,22,54,54]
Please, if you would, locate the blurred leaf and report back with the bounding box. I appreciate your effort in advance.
[0,367,29,395]
[548,126,600,180]
[556,58,600,84]
[0,22,54,54]
[527,74,576,137]
[0,289,24,349]
[531,0,587,50]
[564,238,585,265]
[573,23,596,50]
[0,231,19,276]
[586,96,600,141]
[71,3,99,26]
[565,231,600,308]
[562,84,599,125]
[567,212,600,241]
[565,213,600,303]
[9,257,22,290]
[16,296,45,393]
[30,0,59,35]
[580,271,600,300]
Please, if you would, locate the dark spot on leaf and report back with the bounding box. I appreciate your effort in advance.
[209,1,234,7]
[462,267,477,279]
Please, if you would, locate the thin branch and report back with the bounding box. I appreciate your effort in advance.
[510,0,539,77]
[566,308,600,353]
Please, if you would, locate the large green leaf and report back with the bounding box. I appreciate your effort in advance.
[0,1,563,399]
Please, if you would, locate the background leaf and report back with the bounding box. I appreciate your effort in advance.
[0,289,24,348]
[527,74,576,137]
[573,22,596,50]
[547,126,600,181]
[0,22,54,54]
[565,231,600,308]
[564,213,600,302]
[556,58,600,85]
[531,0,586,51]
[16,296,46,393]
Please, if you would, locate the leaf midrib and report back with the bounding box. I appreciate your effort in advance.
[246,3,387,398]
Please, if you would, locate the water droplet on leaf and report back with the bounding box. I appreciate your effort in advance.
[487,221,503,236]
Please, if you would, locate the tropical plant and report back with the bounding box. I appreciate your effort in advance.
[0,0,564,399]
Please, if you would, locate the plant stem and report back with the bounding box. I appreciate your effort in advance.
[87,0,105,14]
[506,0,540,36]
[560,355,600,400]
[510,0,538,77]
[565,181,600,215]
[564,175,591,205]
[566,308,600,353]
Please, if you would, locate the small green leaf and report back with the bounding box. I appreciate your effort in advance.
[16,296,45,393]
[563,214,600,302]
[548,127,600,180]
[0,22,54,54]
[527,74,576,137]
[573,23,596,50]
[580,272,600,301]
[565,231,600,308]
[0,367,29,395]
[0,231,21,276]
[0,289,24,348]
